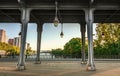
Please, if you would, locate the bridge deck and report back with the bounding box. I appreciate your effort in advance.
[0,61,120,76]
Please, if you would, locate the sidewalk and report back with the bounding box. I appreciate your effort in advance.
[0,61,120,76]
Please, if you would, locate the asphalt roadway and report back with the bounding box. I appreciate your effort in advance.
[0,61,120,76]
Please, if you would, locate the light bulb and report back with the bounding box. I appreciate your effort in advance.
[60,32,64,38]
[53,16,59,27]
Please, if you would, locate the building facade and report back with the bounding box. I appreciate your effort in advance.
[14,37,21,47]
[0,29,7,43]
[8,39,14,45]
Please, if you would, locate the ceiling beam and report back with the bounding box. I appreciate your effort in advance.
[0,4,119,10]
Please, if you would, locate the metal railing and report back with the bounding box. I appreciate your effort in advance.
[0,55,120,61]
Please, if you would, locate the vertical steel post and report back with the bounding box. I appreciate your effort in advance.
[85,8,96,71]
[80,22,87,64]
[35,23,43,64]
[17,8,30,70]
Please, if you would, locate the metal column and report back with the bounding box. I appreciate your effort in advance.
[35,23,43,64]
[80,22,87,64]
[85,8,96,71]
[17,8,30,70]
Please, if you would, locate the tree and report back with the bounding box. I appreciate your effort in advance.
[0,42,20,56]
[64,38,82,58]
[26,47,32,55]
[96,23,120,44]
[51,48,63,57]
[94,23,120,57]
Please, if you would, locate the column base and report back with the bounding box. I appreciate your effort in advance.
[16,64,26,71]
[81,61,87,64]
[34,61,41,64]
[86,64,96,71]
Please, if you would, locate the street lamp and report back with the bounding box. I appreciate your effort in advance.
[53,1,59,27]
[102,32,105,38]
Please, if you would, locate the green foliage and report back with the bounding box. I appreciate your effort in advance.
[51,38,83,58]
[26,47,32,55]
[96,23,120,44]
[51,48,63,56]
[94,23,120,57]
[63,38,82,58]
[0,42,20,55]
[51,23,120,58]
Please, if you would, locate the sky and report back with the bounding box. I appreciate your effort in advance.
[0,23,96,51]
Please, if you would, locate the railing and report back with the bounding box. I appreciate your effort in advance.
[0,55,120,61]
[94,55,120,59]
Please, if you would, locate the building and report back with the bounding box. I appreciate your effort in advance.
[6,36,9,43]
[8,37,21,47]
[0,50,6,56]
[14,37,21,48]
[0,50,6,55]
[8,39,14,45]
[26,43,30,49]
[0,29,7,43]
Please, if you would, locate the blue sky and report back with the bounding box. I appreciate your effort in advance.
[0,23,96,51]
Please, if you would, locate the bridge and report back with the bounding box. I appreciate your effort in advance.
[0,0,120,71]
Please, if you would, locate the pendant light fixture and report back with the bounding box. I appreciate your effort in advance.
[53,1,59,27]
[60,23,64,38]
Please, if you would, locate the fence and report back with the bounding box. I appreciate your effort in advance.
[0,55,120,61]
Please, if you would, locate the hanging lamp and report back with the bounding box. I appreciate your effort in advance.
[53,1,59,27]
[60,23,64,38]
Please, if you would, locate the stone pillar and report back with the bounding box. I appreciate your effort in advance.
[80,22,87,64]
[17,8,31,70]
[85,8,96,71]
[35,23,43,64]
